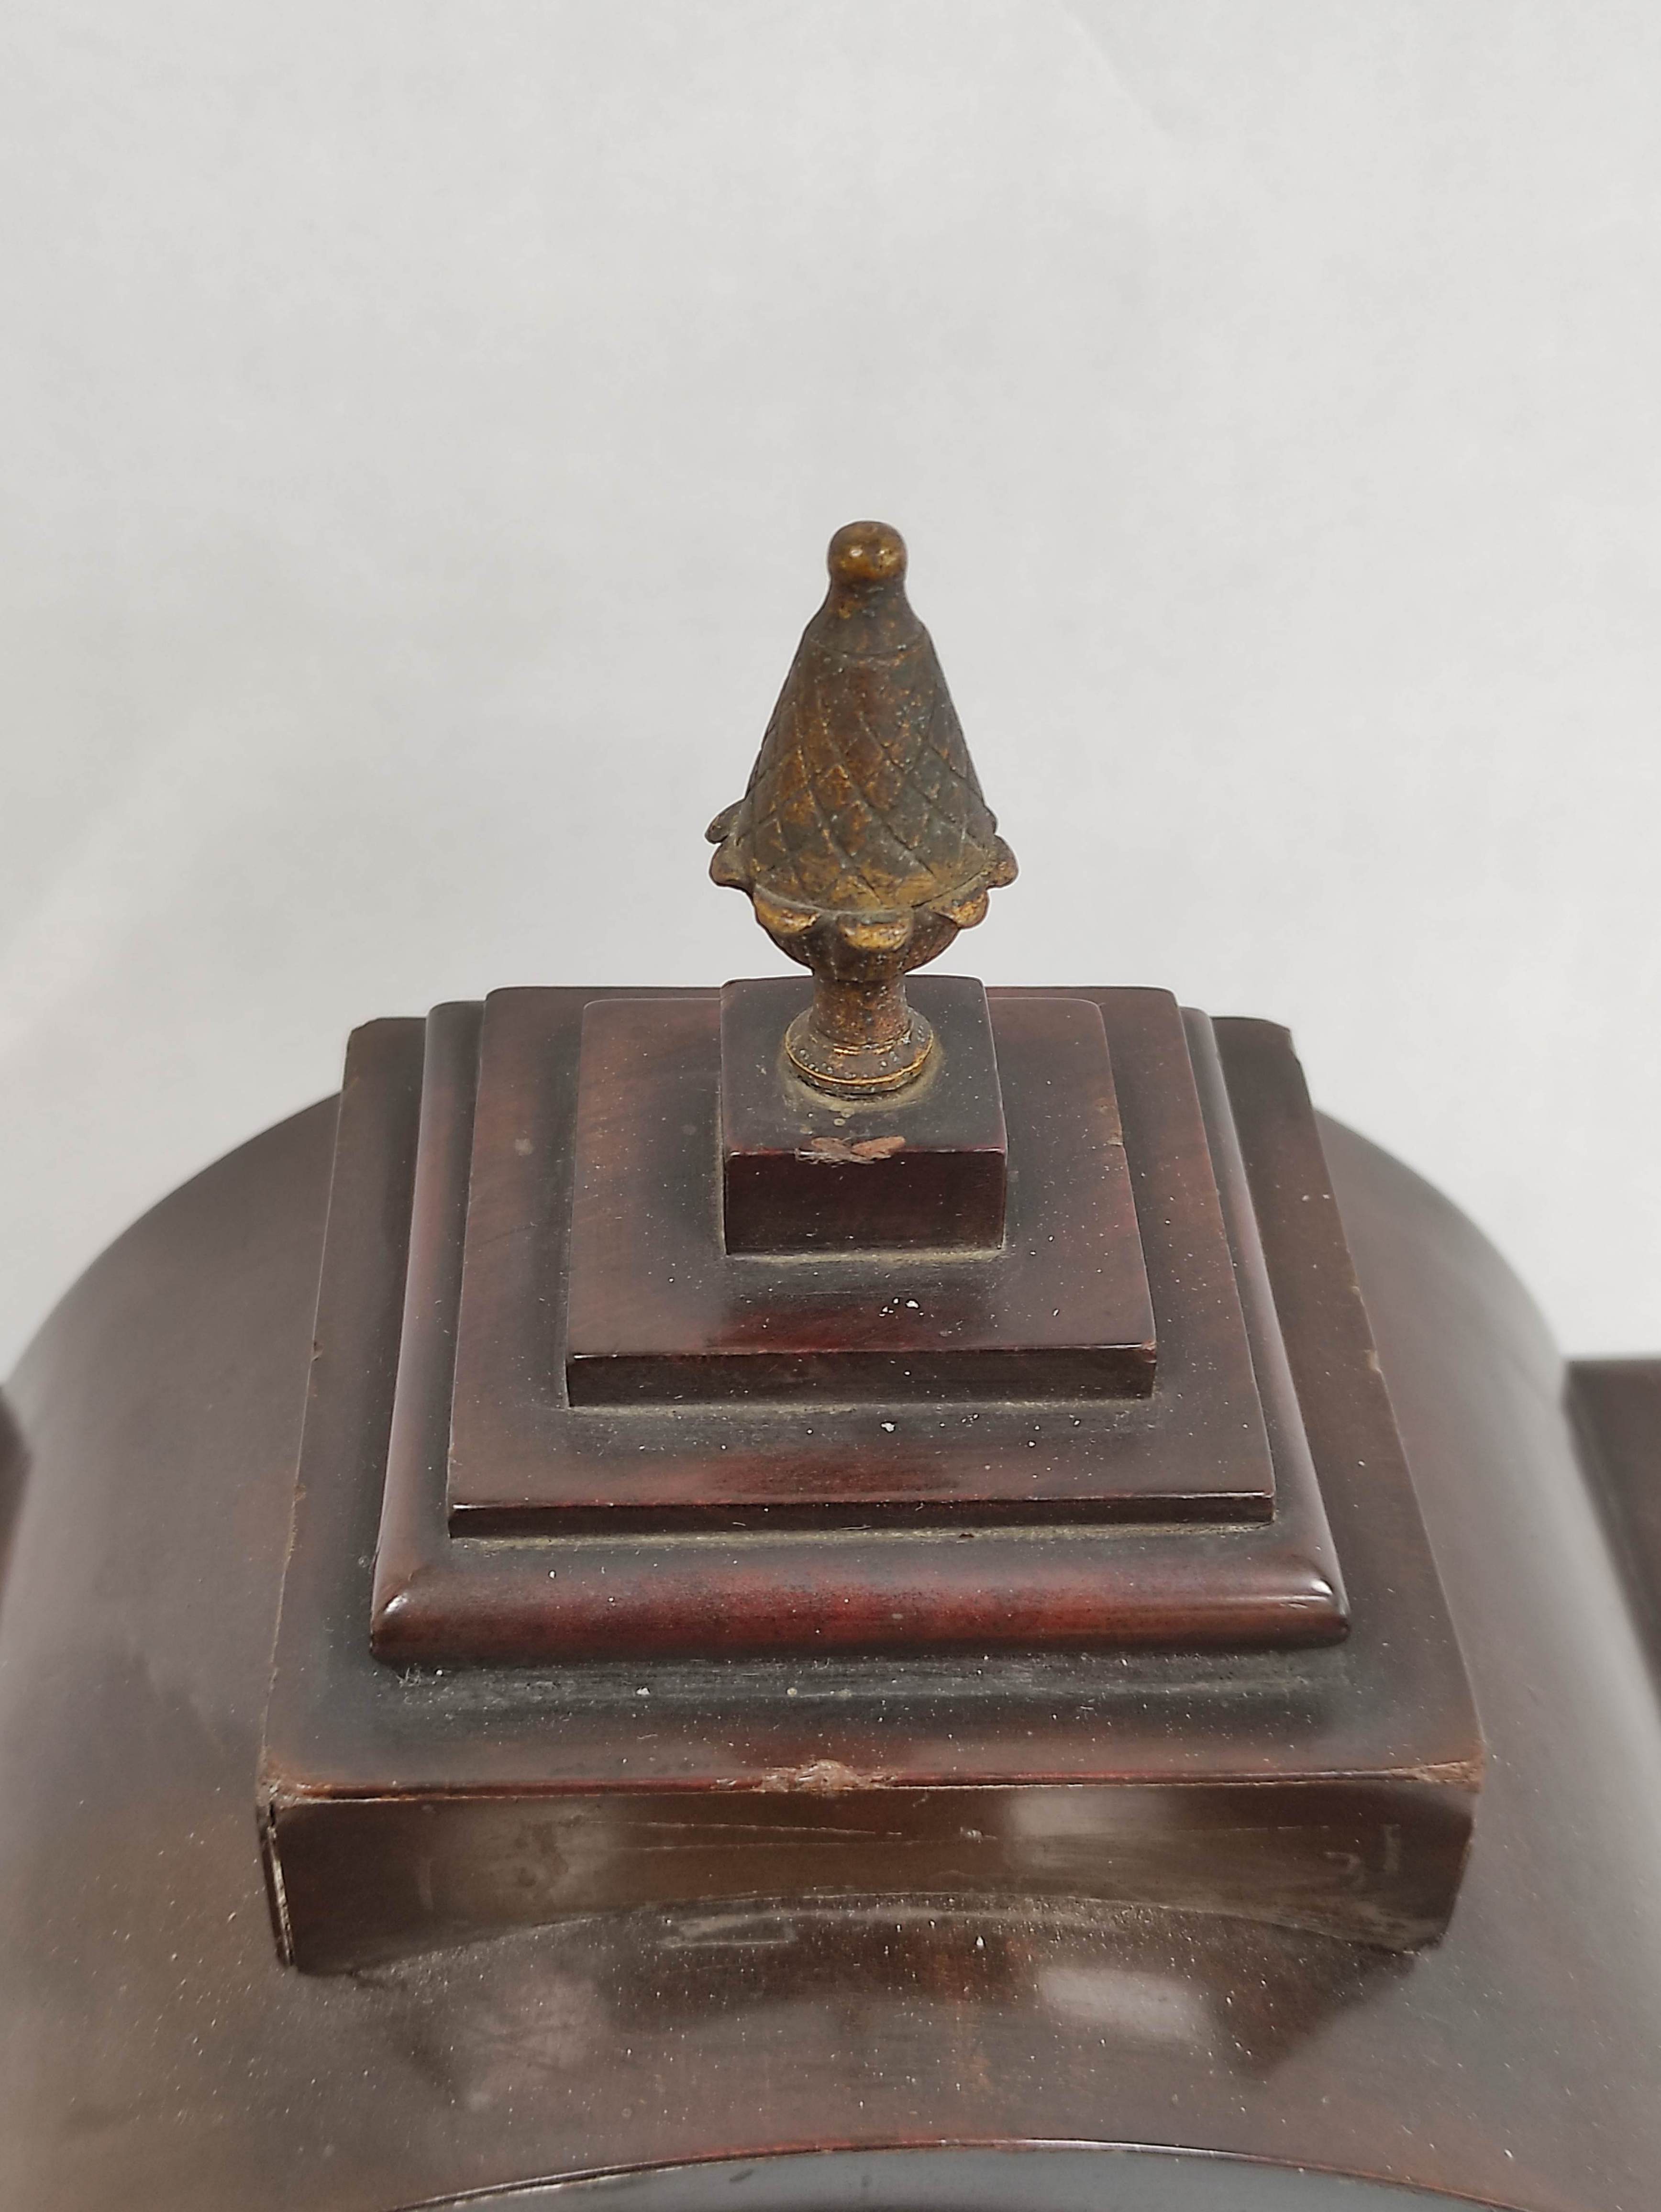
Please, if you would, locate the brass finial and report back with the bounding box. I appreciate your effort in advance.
[707,522,1017,1096]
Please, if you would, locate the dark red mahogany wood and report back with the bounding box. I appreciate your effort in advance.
[3,1057,1658,2208]
[718,974,1010,1253]
[372,993,1359,1649]
[244,998,1483,1969]
[567,988,1154,1403]
[440,986,1283,1536]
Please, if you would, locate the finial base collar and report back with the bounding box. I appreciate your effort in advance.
[784,1001,935,1097]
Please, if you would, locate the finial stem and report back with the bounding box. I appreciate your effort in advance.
[811,974,909,1052]
[785,975,935,1098]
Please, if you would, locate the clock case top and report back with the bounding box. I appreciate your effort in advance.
[260,982,1480,1971]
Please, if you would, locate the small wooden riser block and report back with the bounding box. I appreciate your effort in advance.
[566,987,1154,1406]
[718,974,1008,1254]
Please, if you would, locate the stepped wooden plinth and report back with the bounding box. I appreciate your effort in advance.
[257,981,1480,1971]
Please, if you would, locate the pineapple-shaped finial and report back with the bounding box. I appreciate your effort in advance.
[707,522,1016,1096]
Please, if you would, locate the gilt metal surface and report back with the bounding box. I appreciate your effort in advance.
[708,521,1016,1094]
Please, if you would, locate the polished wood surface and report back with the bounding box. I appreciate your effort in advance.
[1,1054,1656,2206]
[432,984,1296,1524]
[260,988,1485,1971]
[717,974,1010,1254]
[364,989,1353,1659]
[571,986,1153,1403]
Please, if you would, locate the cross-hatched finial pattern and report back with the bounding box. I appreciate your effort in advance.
[733,635,1002,917]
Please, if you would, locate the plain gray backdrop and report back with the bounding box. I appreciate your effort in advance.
[2,0,1657,1374]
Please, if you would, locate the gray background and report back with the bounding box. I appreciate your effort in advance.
[2,0,1657,1374]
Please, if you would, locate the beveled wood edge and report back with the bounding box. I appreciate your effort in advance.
[368,995,1345,1662]
[368,999,483,1657]
[444,985,1278,1525]
[260,994,1478,1801]
[259,1014,430,1962]
[1185,1009,1347,1627]
[1213,1016,1483,1792]
[564,989,1157,1415]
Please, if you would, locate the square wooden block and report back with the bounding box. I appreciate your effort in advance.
[420,987,1305,1569]
[718,974,1009,1254]
[564,984,1155,1406]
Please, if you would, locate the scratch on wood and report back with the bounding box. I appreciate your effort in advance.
[757,1759,896,1794]
[795,1135,908,1166]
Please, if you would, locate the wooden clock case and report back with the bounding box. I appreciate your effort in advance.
[1,973,1659,2210]
[0,524,1655,2208]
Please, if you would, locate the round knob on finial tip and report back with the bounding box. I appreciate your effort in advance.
[827,520,906,586]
